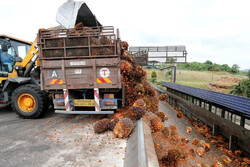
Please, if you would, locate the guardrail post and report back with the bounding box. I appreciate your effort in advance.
[212,124,220,136]
[209,103,212,112]
[240,117,245,128]
[221,110,225,118]
[229,134,238,150]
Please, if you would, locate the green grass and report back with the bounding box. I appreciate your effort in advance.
[146,69,241,90]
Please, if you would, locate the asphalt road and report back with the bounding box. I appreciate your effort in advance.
[0,106,126,167]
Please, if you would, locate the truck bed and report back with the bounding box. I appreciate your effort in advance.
[38,26,122,91]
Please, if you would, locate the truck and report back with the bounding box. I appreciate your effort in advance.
[0,0,123,118]
[38,26,124,114]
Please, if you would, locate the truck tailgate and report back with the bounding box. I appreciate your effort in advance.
[41,57,121,90]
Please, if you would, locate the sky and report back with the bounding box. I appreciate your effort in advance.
[0,0,250,69]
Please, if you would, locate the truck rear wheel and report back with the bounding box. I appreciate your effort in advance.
[11,84,45,119]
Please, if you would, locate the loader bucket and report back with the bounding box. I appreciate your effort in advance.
[56,0,101,29]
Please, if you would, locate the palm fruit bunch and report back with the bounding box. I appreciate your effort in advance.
[243,157,250,165]
[189,148,196,157]
[143,81,157,97]
[133,99,146,108]
[202,143,210,151]
[121,41,129,52]
[134,83,145,96]
[186,126,192,134]
[198,140,206,147]
[169,125,178,136]
[192,138,200,146]
[154,111,166,122]
[113,118,134,139]
[176,111,184,118]
[132,66,146,82]
[211,161,224,167]
[90,37,101,46]
[99,36,111,45]
[161,127,171,139]
[234,150,242,157]
[108,117,120,131]
[93,118,109,133]
[159,94,168,101]
[149,114,164,132]
[122,54,135,64]
[220,155,232,165]
[196,147,205,157]
[142,111,152,127]
[127,106,146,121]
[161,125,179,140]
[181,137,189,144]
[196,163,210,167]
[121,60,133,75]
[161,149,184,167]
[169,125,180,142]
[149,95,160,113]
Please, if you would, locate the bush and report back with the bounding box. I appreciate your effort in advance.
[151,71,157,84]
[230,79,250,98]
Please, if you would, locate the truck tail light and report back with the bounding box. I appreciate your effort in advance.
[54,101,64,106]
[104,101,115,106]
[55,94,64,99]
[104,94,114,99]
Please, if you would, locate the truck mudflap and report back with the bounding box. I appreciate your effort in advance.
[55,110,114,114]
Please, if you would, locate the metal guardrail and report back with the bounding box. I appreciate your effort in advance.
[162,82,250,117]
[153,82,250,154]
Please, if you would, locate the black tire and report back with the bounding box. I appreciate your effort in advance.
[11,84,45,119]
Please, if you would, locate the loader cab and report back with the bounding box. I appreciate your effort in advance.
[0,39,16,73]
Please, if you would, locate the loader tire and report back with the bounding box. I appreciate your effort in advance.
[11,84,45,119]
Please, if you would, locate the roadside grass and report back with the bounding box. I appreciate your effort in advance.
[146,69,240,90]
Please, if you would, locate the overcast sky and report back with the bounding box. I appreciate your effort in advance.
[0,0,249,69]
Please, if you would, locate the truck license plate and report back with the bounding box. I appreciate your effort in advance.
[74,99,95,107]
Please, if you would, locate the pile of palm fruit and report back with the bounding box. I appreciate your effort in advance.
[93,41,166,138]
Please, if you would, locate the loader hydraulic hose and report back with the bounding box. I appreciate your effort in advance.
[24,54,39,77]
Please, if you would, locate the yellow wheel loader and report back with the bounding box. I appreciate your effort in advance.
[0,0,100,118]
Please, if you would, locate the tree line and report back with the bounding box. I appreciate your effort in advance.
[177,60,240,73]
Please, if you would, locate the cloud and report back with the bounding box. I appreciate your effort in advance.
[0,0,249,69]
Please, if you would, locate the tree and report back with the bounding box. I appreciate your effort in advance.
[231,64,240,73]
[151,71,157,84]
[247,70,250,79]
[221,64,231,72]
[205,60,213,65]
[213,63,222,71]
[205,60,213,70]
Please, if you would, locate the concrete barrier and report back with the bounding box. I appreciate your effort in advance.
[124,118,159,167]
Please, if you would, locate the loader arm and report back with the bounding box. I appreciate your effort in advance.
[20,38,39,70]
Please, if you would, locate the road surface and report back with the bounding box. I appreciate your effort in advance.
[0,106,126,167]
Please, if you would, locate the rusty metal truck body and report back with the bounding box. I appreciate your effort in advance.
[38,26,123,114]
